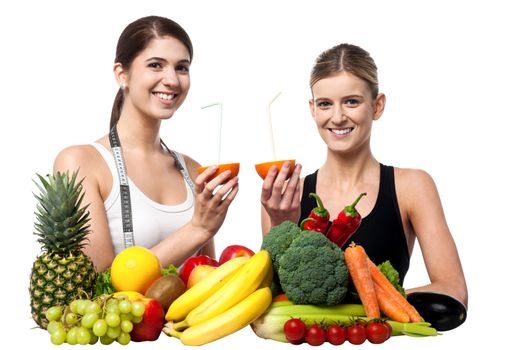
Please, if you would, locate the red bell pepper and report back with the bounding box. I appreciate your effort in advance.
[300,193,330,234]
[326,192,367,247]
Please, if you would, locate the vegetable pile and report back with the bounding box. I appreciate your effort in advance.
[251,301,439,343]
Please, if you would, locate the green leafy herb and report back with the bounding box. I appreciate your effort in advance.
[378,260,406,298]
[94,268,116,297]
[161,264,178,276]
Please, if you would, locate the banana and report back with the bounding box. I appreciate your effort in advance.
[164,287,272,346]
[172,249,272,330]
[165,256,249,321]
[259,260,273,288]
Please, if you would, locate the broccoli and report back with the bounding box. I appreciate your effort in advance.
[261,220,302,275]
[278,230,348,305]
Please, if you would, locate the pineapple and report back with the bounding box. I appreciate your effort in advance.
[29,170,97,329]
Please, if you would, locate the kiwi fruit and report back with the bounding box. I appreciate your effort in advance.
[145,274,186,312]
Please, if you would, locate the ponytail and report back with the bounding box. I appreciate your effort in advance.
[110,88,124,130]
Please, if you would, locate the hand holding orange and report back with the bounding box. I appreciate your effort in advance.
[197,163,240,183]
[255,159,295,180]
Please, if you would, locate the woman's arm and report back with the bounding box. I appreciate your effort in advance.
[398,169,468,307]
[54,145,116,272]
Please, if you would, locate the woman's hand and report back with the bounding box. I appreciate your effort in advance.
[260,162,302,228]
[191,166,239,239]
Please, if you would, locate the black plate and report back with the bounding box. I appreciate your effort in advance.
[406,292,467,331]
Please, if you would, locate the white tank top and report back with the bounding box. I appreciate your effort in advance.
[91,143,194,255]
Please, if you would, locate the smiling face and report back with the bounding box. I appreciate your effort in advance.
[310,71,385,155]
[115,36,191,122]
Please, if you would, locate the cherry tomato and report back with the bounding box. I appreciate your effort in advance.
[283,318,306,343]
[366,320,391,344]
[305,324,326,346]
[347,324,367,345]
[326,325,346,345]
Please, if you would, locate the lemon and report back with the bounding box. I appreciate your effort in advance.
[112,291,145,301]
[111,247,161,294]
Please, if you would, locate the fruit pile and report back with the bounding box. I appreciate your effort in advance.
[163,250,273,345]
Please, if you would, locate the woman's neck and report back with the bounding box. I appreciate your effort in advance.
[319,147,378,190]
[115,112,162,154]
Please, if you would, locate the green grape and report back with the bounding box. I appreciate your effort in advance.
[99,335,114,345]
[106,326,121,339]
[106,298,118,306]
[118,300,132,314]
[81,312,99,329]
[131,315,143,324]
[89,331,98,345]
[117,331,131,345]
[120,319,133,333]
[120,312,133,322]
[65,312,78,325]
[105,312,121,327]
[93,319,108,337]
[66,327,79,345]
[47,320,63,334]
[86,301,101,314]
[131,302,145,317]
[76,327,91,345]
[45,306,63,322]
[76,299,89,315]
[50,328,67,345]
[69,300,80,314]
[106,303,120,315]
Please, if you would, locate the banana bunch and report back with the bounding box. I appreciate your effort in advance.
[163,250,273,346]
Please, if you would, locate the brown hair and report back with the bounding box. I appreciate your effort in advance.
[310,44,378,98]
[110,16,193,129]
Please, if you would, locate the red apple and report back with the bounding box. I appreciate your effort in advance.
[219,245,255,265]
[130,298,165,342]
[178,255,219,286]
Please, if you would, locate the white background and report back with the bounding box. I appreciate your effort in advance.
[1,0,525,348]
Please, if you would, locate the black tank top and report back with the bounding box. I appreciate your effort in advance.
[299,164,410,284]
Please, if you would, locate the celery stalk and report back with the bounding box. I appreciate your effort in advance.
[264,303,365,317]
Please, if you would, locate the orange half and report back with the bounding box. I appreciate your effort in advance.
[197,162,240,183]
[255,159,295,180]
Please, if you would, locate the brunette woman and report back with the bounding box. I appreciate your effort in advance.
[54,16,238,271]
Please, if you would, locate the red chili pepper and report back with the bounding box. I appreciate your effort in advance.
[300,193,330,234]
[326,192,367,247]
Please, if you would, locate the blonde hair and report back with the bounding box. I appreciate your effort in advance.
[310,44,378,98]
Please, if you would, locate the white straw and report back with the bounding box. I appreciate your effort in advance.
[201,102,223,164]
[267,92,282,160]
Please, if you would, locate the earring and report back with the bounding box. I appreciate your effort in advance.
[120,83,126,90]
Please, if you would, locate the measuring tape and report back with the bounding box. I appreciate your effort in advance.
[109,126,195,248]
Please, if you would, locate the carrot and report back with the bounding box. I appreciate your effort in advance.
[344,243,380,318]
[373,281,410,322]
[367,259,423,322]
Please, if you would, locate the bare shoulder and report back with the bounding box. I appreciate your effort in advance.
[394,167,437,191]
[53,144,109,187]
[393,167,442,214]
[54,145,99,171]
